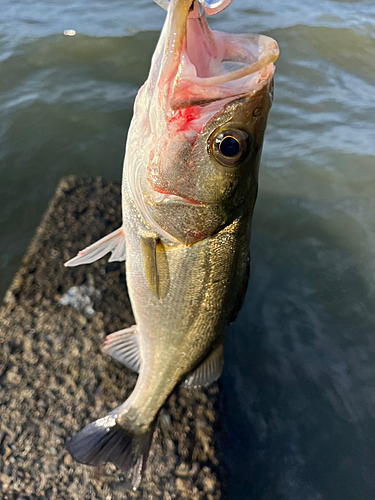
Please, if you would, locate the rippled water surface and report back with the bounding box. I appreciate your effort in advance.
[1,0,375,498]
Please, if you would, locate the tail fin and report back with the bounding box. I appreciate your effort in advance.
[67,409,154,490]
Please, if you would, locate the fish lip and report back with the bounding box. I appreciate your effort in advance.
[154,0,233,17]
[158,0,193,88]
[182,34,279,88]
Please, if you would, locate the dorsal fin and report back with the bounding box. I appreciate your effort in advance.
[182,342,224,388]
[65,227,126,267]
[101,326,141,373]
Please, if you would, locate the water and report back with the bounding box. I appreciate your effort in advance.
[1,0,374,498]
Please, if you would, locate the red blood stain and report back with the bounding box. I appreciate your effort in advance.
[167,106,201,132]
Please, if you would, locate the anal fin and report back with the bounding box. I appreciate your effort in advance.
[65,227,126,267]
[101,326,141,373]
[182,342,224,389]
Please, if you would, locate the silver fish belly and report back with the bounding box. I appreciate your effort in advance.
[65,0,278,489]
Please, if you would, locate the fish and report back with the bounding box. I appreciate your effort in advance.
[64,0,279,490]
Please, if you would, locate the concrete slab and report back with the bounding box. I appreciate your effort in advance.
[0,176,224,499]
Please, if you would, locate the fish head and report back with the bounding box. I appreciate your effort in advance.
[124,0,279,246]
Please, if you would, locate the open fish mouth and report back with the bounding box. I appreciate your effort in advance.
[160,0,279,110]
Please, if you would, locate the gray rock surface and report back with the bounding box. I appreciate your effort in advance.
[0,176,224,499]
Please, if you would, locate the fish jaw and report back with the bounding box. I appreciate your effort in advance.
[123,0,279,244]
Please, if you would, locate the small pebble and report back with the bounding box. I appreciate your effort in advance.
[202,477,215,494]
[175,478,187,491]
[175,462,190,477]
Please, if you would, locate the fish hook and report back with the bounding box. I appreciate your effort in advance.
[153,0,233,16]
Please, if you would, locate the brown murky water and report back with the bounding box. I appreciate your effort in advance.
[1,0,374,498]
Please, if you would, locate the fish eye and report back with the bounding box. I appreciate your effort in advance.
[212,129,252,167]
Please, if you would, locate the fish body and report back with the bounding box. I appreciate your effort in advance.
[65,0,278,489]
[121,209,249,432]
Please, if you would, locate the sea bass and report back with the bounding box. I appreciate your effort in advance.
[65,0,278,489]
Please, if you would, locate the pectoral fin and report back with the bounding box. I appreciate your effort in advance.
[182,342,224,389]
[141,237,169,299]
[101,325,141,373]
[65,227,126,267]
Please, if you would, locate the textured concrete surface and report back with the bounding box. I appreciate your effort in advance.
[0,176,224,499]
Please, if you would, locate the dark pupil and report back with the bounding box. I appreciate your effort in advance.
[220,136,240,157]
